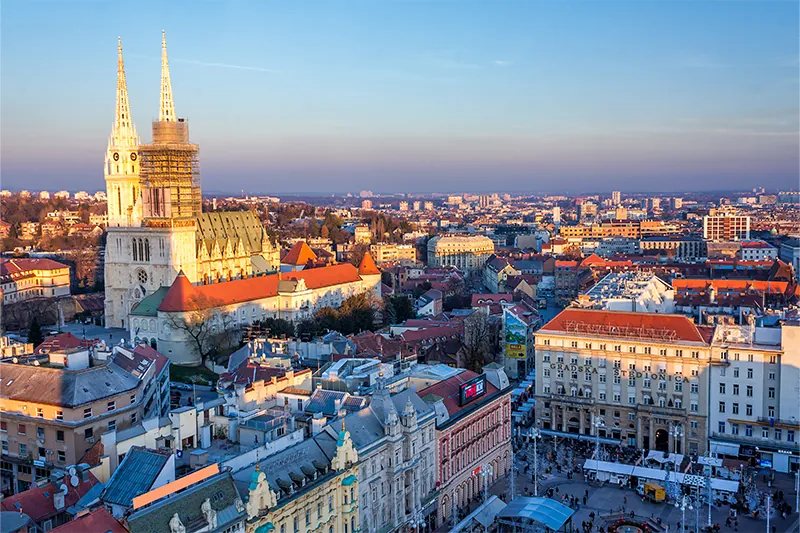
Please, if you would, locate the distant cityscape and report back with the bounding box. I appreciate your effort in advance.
[1,18,799,533]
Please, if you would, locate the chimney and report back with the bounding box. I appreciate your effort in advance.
[54,491,66,511]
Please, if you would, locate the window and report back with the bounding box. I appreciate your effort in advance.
[732,403,739,415]
[718,402,725,413]
[690,421,698,429]
[690,383,699,394]
[718,422,725,433]
[733,368,739,378]
[644,347,652,355]
[675,349,683,357]
[56,410,63,421]
[690,402,698,412]
[329,496,334,511]
[775,429,782,441]
[733,384,739,395]
[19,444,27,456]
[83,407,92,419]
[130,394,136,404]
[769,372,776,380]
[746,404,753,416]
[769,355,777,364]
[762,428,769,439]
[731,423,739,435]
[768,406,775,417]
[788,430,795,442]
[746,386,753,397]
[84,428,93,440]
[56,430,64,442]
[768,387,775,399]
[747,368,753,379]
[108,420,117,431]
[18,425,26,436]
[107,401,116,412]
[748,354,754,362]
[719,383,726,394]
[131,413,137,424]
[36,408,44,418]
[37,427,44,440]
[745,425,753,437]
[306,509,310,526]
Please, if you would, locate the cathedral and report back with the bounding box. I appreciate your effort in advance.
[104,33,280,328]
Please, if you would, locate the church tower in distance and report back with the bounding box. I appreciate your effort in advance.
[105,37,142,228]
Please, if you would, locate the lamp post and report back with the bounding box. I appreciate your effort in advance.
[476,464,494,504]
[672,424,683,455]
[528,427,540,497]
[593,417,605,471]
[766,494,771,533]
[675,495,693,532]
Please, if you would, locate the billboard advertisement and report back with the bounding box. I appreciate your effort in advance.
[504,309,527,359]
[459,374,487,406]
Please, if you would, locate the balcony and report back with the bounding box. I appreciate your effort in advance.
[711,432,800,452]
[757,417,800,429]
[540,393,596,406]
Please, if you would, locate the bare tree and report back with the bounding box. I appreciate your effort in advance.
[461,308,499,372]
[165,294,241,366]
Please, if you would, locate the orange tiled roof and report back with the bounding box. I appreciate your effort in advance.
[358,252,381,275]
[282,241,318,265]
[539,308,707,343]
[158,263,363,312]
[672,279,791,295]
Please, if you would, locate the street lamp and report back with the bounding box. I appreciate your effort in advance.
[593,417,605,480]
[672,424,683,455]
[475,464,494,504]
[675,495,693,532]
[528,427,540,497]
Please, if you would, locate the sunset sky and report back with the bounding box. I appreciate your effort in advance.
[1,0,798,194]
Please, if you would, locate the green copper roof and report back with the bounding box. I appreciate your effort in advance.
[255,523,275,533]
[342,474,357,486]
[129,286,169,317]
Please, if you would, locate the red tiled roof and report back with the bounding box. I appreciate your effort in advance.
[35,333,97,355]
[282,241,317,265]
[158,264,363,312]
[49,509,127,533]
[539,308,707,343]
[0,472,99,523]
[0,257,69,276]
[741,241,772,249]
[419,370,499,417]
[358,252,381,275]
[672,279,791,295]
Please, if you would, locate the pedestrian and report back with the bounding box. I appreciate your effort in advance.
[583,495,587,505]
[624,496,628,505]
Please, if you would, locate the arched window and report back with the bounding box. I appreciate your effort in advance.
[145,239,150,262]
[132,238,138,261]
[138,239,144,262]
[351,517,356,533]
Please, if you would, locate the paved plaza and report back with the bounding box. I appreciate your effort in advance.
[439,436,800,533]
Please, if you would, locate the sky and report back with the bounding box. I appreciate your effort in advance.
[1,0,798,195]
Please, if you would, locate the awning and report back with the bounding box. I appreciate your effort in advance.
[711,441,741,457]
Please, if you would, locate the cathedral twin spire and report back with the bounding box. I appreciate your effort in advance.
[159,30,176,122]
[114,30,176,137]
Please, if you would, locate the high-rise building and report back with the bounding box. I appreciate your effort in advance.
[672,197,683,210]
[650,197,661,210]
[703,213,751,241]
[412,201,421,211]
[423,201,434,210]
[611,191,621,205]
[552,206,561,225]
[103,33,278,330]
[398,201,409,211]
[361,199,373,210]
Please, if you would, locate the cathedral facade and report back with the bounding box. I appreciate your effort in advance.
[104,32,279,328]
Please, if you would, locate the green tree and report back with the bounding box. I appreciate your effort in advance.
[385,295,415,324]
[381,271,393,288]
[27,317,44,347]
[259,317,295,338]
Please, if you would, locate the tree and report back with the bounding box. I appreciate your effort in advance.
[27,317,44,347]
[412,281,432,299]
[349,243,371,267]
[165,294,241,366]
[443,294,470,312]
[313,306,340,333]
[381,271,393,288]
[461,309,499,372]
[337,293,376,334]
[258,317,295,338]
[385,295,414,324]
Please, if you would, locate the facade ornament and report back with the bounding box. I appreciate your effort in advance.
[168,513,186,533]
[201,498,218,529]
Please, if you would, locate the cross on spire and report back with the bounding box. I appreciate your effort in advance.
[159,30,176,122]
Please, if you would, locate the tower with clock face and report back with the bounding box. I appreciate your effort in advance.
[105,37,143,228]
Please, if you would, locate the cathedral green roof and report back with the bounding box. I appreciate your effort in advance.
[129,286,169,317]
